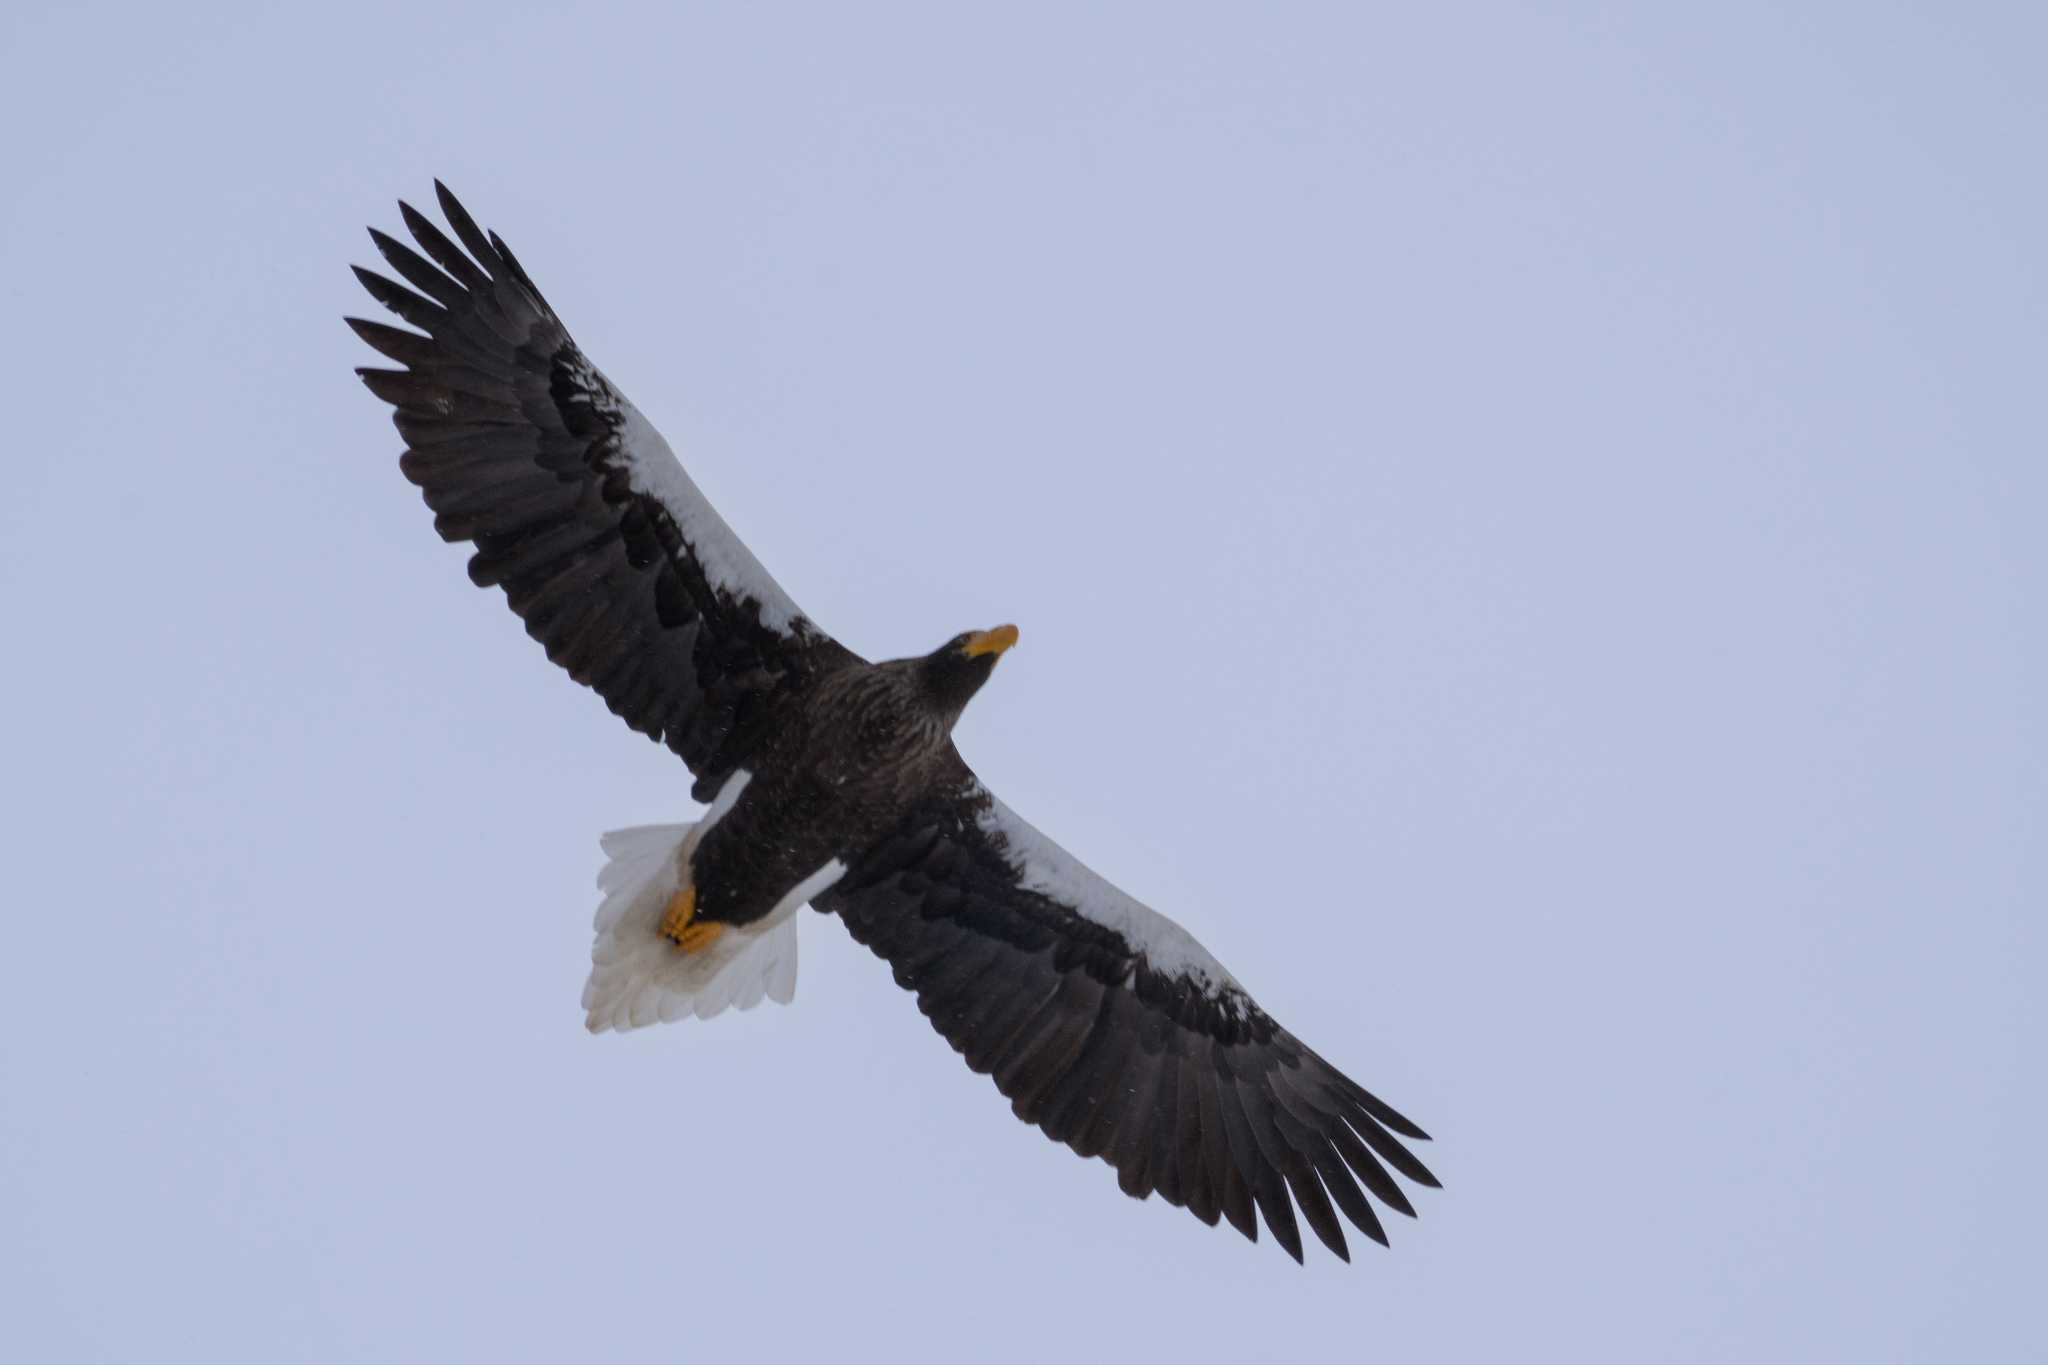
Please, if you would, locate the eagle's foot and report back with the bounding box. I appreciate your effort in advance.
[674,921,724,953]
[659,886,725,954]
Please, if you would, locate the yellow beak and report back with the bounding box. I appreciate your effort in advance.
[961,624,1020,659]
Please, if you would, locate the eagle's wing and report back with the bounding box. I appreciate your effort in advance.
[818,767,1438,1263]
[349,184,856,798]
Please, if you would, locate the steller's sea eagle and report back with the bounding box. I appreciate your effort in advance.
[349,185,1438,1263]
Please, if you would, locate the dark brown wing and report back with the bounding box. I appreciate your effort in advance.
[349,184,857,798]
[817,771,1438,1263]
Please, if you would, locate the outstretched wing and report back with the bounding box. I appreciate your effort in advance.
[349,184,856,798]
[819,767,1438,1263]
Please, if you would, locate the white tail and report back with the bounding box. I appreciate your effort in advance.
[580,821,801,1033]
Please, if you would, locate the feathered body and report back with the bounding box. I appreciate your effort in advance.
[690,646,992,928]
[350,185,1439,1264]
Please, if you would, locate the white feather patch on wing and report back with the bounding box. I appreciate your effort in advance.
[975,791,1241,999]
[616,398,805,636]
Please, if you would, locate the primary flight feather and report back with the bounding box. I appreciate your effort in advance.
[349,184,1438,1263]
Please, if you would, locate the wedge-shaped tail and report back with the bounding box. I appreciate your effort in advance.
[582,823,800,1032]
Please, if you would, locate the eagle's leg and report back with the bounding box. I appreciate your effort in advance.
[659,885,726,954]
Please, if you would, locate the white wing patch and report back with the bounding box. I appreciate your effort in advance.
[616,397,805,636]
[975,792,1240,999]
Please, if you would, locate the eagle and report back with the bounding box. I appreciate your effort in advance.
[349,185,1438,1263]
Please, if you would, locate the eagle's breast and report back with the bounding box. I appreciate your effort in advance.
[687,663,947,926]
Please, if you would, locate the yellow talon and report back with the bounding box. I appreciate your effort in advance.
[659,886,725,953]
[660,886,696,941]
[675,921,725,954]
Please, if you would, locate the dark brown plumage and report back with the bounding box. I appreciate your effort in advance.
[351,185,1437,1263]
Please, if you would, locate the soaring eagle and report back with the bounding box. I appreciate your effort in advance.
[350,185,1438,1263]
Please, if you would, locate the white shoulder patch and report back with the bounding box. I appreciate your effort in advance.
[974,792,1240,998]
[615,397,805,636]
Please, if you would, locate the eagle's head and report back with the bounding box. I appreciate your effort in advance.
[915,624,1019,729]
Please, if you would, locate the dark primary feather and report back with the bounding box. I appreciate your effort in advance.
[353,186,1436,1264]
[349,184,856,797]
[818,779,1439,1264]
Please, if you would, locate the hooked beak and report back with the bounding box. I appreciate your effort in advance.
[961,624,1020,659]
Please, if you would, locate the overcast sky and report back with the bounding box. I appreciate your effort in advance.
[2,3,2041,1361]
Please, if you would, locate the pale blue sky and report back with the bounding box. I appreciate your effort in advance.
[2,3,2041,1361]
